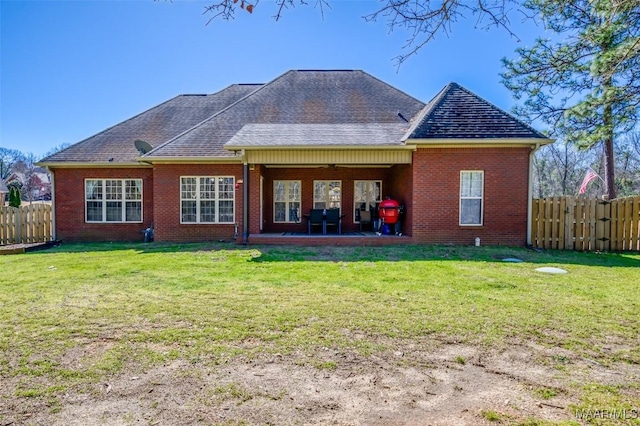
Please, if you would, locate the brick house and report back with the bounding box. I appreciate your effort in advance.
[39,70,552,246]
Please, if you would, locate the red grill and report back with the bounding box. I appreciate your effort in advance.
[378,198,400,225]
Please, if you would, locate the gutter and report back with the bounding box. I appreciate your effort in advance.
[37,161,152,168]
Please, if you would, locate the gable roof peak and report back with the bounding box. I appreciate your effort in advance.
[404,81,548,140]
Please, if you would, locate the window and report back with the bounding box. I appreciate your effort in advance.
[354,180,382,221]
[460,171,484,226]
[181,176,235,224]
[274,180,301,223]
[85,179,142,223]
[313,180,341,210]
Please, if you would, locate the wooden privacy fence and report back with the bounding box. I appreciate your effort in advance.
[531,196,640,252]
[0,204,53,245]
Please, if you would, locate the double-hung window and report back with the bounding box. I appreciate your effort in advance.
[274,180,301,223]
[85,179,142,223]
[354,180,381,221]
[460,171,484,226]
[181,176,235,224]
[313,180,341,210]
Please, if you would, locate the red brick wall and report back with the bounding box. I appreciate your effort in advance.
[411,147,531,246]
[52,167,154,242]
[152,164,244,242]
[52,148,531,246]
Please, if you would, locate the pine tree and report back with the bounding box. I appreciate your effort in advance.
[502,0,640,199]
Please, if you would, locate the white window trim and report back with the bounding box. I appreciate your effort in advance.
[85,178,143,223]
[459,170,484,226]
[354,180,382,222]
[313,180,342,210]
[180,176,235,224]
[273,180,301,223]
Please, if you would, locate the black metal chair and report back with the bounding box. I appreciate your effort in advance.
[325,208,342,235]
[307,209,325,234]
[358,209,373,232]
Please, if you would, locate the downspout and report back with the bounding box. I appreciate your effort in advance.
[527,143,541,246]
[47,167,56,242]
[242,151,249,245]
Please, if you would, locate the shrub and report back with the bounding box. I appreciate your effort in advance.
[9,186,21,207]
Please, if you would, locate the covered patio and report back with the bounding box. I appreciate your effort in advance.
[226,123,415,240]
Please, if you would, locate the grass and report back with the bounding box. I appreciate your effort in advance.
[1,242,639,423]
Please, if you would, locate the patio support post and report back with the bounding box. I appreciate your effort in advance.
[242,160,249,245]
[47,167,56,242]
[527,143,541,246]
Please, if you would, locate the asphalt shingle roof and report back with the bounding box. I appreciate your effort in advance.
[146,70,425,157]
[40,72,550,165]
[404,82,547,140]
[41,84,262,163]
[225,123,411,148]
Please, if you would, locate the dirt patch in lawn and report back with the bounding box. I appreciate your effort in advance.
[3,338,639,426]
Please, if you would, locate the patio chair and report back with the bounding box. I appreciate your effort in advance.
[325,208,342,235]
[358,209,373,232]
[307,209,325,234]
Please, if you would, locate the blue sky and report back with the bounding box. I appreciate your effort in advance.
[1,0,545,158]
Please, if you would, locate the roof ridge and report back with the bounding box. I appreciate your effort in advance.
[402,82,453,140]
[294,69,358,72]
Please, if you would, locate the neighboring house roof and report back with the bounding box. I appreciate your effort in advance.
[40,84,262,164]
[5,171,51,186]
[404,82,548,140]
[225,123,411,149]
[145,70,426,158]
[0,179,8,194]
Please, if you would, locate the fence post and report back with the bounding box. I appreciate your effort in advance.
[596,199,611,252]
[630,197,640,251]
[530,199,538,248]
[564,197,575,250]
[0,206,6,245]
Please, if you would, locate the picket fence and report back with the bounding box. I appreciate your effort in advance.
[531,196,640,251]
[0,204,53,245]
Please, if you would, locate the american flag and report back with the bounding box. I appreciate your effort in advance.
[578,168,599,194]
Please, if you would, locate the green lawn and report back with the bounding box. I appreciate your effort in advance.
[1,243,639,424]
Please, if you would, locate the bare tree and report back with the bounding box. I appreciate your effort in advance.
[8,153,52,202]
[200,0,521,65]
[615,131,640,196]
[365,0,520,64]
[0,148,24,181]
[533,141,596,197]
